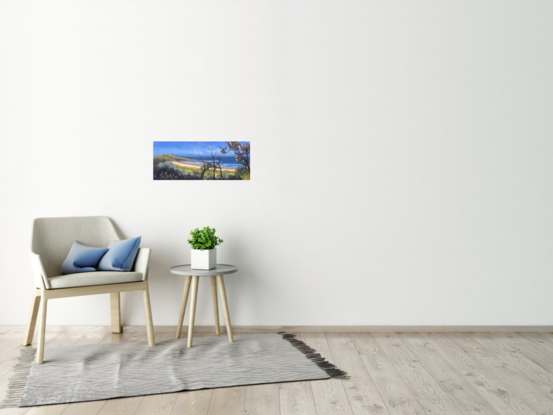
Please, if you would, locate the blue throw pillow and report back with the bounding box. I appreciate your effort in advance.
[97,237,141,272]
[61,241,109,275]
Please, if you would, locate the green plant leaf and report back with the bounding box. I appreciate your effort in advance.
[187,226,224,249]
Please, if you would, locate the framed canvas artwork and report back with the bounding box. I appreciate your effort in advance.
[153,141,250,180]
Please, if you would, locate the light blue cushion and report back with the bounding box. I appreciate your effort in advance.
[97,237,141,271]
[61,241,109,275]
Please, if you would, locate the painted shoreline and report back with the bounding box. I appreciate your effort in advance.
[172,161,237,172]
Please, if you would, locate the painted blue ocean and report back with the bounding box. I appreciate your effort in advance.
[175,155,243,169]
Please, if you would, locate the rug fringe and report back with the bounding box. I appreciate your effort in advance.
[0,348,35,409]
[278,332,350,380]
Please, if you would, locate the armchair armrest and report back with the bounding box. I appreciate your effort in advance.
[30,252,50,289]
[132,248,151,281]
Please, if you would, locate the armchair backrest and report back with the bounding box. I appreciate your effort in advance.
[31,216,123,278]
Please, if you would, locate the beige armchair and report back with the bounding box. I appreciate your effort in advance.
[24,216,155,364]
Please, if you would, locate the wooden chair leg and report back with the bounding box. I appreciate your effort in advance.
[23,289,41,346]
[142,288,155,347]
[210,275,220,336]
[217,275,234,343]
[110,292,122,334]
[187,276,199,348]
[176,275,192,339]
[36,296,48,364]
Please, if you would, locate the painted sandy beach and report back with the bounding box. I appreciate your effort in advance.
[172,161,236,172]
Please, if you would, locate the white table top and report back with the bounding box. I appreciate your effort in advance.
[170,264,238,277]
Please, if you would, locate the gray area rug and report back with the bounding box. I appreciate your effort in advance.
[1,333,347,408]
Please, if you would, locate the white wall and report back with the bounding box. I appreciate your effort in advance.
[1,0,552,326]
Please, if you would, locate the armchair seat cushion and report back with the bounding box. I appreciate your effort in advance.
[48,271,143,289]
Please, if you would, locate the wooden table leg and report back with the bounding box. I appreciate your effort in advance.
[217,275,234,343]
[210,276,220,336]
[176,275,192,339]
[187,276,199,348]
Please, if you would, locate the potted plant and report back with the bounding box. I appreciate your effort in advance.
[188,226,223,270]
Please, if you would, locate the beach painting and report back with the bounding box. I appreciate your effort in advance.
[153,141,250,180]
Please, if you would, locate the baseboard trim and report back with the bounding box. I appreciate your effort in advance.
[4,325,552,333]
[131,325,553,333]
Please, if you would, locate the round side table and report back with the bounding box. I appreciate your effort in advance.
[170,264,238,348]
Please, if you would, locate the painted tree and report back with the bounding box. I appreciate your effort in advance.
[215,153,223,177]
[206,146,223,178]
[219,142,250,173]
[195,150,211,179]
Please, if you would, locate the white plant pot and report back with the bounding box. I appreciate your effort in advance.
[191,248,217,270]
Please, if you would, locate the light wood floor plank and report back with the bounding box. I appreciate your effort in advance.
[99,397,143,414]
[126,327,151,343]
[134,393,178,415]
[486,332,553,384]
[279,382,318,415]
[469,332,553,392]
[0,328,24,353]
[482,332,553,372]
[325,333,373,383]
[397,333,501,415]
[0,327,19,339]
[447,333,486,353]
[323,333,388,414]
[468,348,553,414]
[71,327,111,346]
[155,331,179,341]
[171,390,213,415]
[60,400,107,415]
[43,326,92,348]
[311,379,354,415]
[26,404,70,415]
[0,407,29,415]
[206,386,247,415]
[515,332,553,373]
[423,333,535,415]
[0,328,32,350]
[342,382,389,415]
[245,384,280,415]
[351,333,425,415]
[373,333,449,402]
[416,398,464,415]
[455,333,553,414]
[536,332,553,346]
[99,329,138,345]
[515,332,553,353]
[301,333,354,415]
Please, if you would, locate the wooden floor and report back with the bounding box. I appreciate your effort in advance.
[1,327,553,414]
